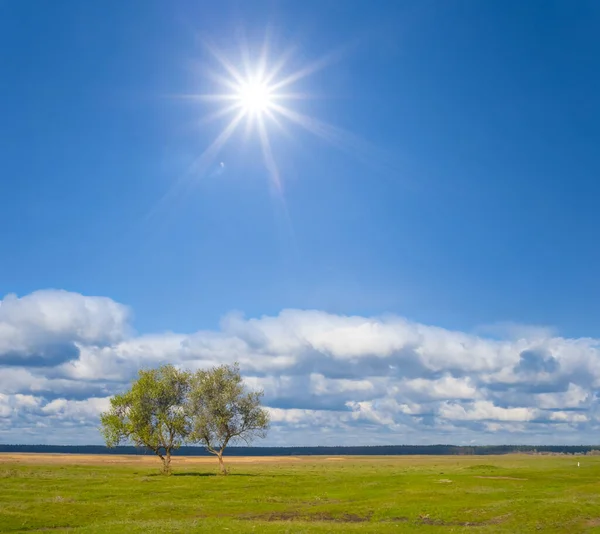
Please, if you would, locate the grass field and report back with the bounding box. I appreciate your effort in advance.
[1,453,600,533]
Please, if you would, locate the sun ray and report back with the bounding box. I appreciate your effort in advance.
[198,102,242,125]
[269,103,400,178]
[270,92,316,100]
[256,113,299,260]
[269,102,369,149]
[172,93,238,102]
[147,111,245,220]
[263,46,297,85]
[236,27,253,81]
[256,114,282,190]
[269,103,339,141]
[263,108,289,136]
[187,110,245,175]
[268,47,346,92]
[256,28,271,81]
[203,41,247,86]
[204,68,243,93]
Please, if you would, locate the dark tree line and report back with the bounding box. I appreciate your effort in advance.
[3,444,599,456]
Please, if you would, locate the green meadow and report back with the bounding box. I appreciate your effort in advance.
[1,454,599,533]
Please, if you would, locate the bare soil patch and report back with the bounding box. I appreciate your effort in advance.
[474,475,527,480]
[240,512,507,526]
[419,518,491,527]
[240,511,372,522]
[417,514,509,527]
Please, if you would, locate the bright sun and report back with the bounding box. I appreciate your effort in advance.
[237,80,272,115]
[181,39,343,191]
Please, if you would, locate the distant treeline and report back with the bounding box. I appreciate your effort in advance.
[1,444,599,456]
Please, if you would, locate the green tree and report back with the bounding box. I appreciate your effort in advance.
[100,364,190,475]
[187,363,270,474]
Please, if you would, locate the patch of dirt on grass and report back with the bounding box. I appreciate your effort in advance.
[258,497,342,506]
[240,511,372,523]
[241,512,507,527]
[585,518,600,527]
[466,464,502,470]
[416,513,510,527]
[381,517,410,523]
[420,518,485,527]
[474,476,527,480]
[28,528,75,532]
[419,518,500,527]
[48,495,76,503]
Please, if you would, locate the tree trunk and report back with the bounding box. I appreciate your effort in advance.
[217,452,227,475]
[162,452,172,475]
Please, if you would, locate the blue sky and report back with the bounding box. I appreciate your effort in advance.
[2,1,600,445]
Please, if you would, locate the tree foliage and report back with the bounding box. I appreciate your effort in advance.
[186,363,270,474]
[100,364,190,474]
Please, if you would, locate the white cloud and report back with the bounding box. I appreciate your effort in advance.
[41,397,110,419]
[483,421,527,433]
[536,384,590,409]
[438,400,538,422]
[310,373,375,395]
[548,411,588,423]
[346,400,396,426]
[0,290,130,365]
[2,289,600,444]
[400,375,480,400]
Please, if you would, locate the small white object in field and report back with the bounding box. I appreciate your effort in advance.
[577,462,580,467]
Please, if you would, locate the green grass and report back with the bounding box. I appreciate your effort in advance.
[1,455,600,533]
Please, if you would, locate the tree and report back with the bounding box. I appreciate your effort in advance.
[187,363,269,474]
[100,364,190,475]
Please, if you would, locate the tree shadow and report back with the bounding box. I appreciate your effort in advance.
[172,472,216,477]
[174,472,259,477]
[146,472,214,478]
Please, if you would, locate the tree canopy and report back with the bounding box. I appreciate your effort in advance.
[186,363,270,474]
[99,363,269,474]
[100,364,191,474]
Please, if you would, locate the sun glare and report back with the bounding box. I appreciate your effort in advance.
[172,38,351,195]
[237,80,272,115]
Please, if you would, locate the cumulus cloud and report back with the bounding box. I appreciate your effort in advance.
[0,290,130,366]
[1,290,600,445]
[438,400,538,422]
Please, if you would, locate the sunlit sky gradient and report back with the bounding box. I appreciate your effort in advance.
[2,1,600,445]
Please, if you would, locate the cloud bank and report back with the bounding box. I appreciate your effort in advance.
[1,290,599,445]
